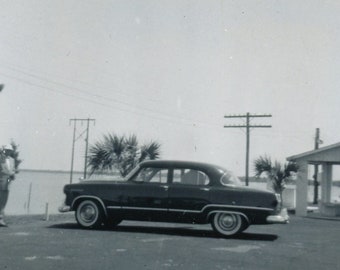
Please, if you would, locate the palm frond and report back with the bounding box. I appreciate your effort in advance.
[253,155,300,196]
[284,161,299,176]
[141,141,161,161]
[254,155,272,177]
[88,133,161,177]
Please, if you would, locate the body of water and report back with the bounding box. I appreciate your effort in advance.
[6,170,83,215]
[5,170,340,215]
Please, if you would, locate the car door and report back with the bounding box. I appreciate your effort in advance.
[120,166,169,220]
[168,168,211,220]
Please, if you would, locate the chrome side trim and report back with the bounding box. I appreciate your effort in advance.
[168,209,199,213]
[107,206,168,212]
[106,204,273,213]
[71,195,108,217]
[165,204,274,213]
[201,204,274,212]
[107,206,121,210]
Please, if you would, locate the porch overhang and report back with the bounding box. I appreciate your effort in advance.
[287,142,340,217]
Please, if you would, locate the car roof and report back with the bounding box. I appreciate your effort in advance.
[139,160,226,176]
[139,160,227,185]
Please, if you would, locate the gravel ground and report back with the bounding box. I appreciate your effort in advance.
[5,213,75,225]
[1,213,340,270]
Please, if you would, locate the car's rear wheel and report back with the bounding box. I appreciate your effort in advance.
[75,200,104,229]
[211,212,245,237]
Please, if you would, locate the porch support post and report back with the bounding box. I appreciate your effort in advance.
[321,163,332,203]
[296,161,308,216]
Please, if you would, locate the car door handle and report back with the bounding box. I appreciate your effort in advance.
[200,187,210,191]
[162,185,169,190]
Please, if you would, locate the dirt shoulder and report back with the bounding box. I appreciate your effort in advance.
[5,213,75,226]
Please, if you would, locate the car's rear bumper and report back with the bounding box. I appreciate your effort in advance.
[266,208,289,224]
[58,204,71,213]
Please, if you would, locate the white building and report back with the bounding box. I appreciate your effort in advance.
[287,142,340,217]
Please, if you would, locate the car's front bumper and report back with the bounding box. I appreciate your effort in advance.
[266,208,289,224]
[58,204,71,213]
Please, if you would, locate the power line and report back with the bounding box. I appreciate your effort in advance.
[0,62,171,114]
[0,58,165,104]
[1,63,222,128]
[0,71,177,122]
[224,112,272,186]
[0,69,164,116]
[0,71,224,130]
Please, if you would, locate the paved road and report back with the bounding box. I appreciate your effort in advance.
[0,214,339,270]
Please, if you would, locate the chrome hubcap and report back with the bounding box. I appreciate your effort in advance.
[217,213,238,231]
[80,205,96,223]
[221,215,235,228]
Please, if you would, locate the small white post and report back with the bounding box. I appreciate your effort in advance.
[27,182,32,214]
[44,203,49,221]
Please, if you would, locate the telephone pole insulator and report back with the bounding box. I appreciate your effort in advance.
[224,112,272,186]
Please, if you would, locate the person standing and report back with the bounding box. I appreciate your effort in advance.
[0,144,15,227]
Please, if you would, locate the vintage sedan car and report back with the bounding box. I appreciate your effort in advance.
[59,160,289,237]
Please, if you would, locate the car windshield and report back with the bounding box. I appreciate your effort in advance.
[124,165,140,181]
[220,170,242,186]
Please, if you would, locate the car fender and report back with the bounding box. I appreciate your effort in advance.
[71,195,108,217]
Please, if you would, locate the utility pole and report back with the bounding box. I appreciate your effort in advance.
[69,118,96,183]
[313,128,322,204]
[83,119,92,180]
[69,120,76,184]
[224,113,272,186]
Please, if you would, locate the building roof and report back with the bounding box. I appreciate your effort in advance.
[287,142,340,164]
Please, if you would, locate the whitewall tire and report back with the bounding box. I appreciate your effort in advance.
[75,200,103,229]
[211,212,244,237]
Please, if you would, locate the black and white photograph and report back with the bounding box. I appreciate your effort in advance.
[0,1,339,269]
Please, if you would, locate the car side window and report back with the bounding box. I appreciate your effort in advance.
[149,169,168,184]
[131,167,168,184]
[220,171,241,186]
[172,169,210,186]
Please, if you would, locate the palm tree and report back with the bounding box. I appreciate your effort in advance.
[88,133,161,177]
[254,156,299,207]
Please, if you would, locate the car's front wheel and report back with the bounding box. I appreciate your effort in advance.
[75,200,104,229]
[211,212,245,237]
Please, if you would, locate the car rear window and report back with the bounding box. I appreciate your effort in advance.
[220,171,241,186]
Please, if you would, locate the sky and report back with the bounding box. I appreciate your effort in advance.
[0,0,340,176]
